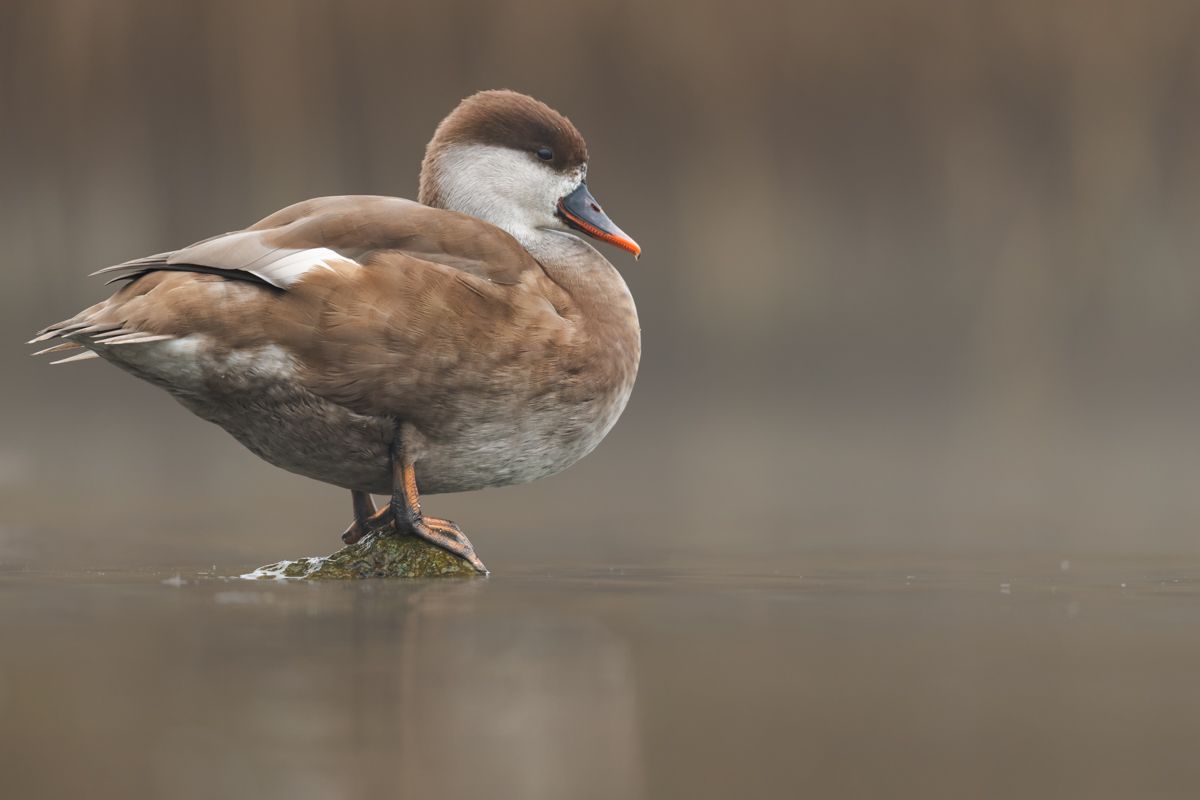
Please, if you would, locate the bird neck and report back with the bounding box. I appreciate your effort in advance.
[527,230,639,333]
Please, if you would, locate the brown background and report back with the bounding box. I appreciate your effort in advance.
[2,0,1199,568]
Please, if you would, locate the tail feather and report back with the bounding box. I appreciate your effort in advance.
[31,268,179,363]
[101,332,174,345]
[28,329,64,344]
[31,342,82,356]
[30,315,175,364]
[49,350,102,365]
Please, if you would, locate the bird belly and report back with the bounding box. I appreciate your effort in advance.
[411,387,632,494]
[99,335,632,495]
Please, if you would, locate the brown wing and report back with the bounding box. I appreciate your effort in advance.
[94,195,541,288]
[34,195,578,425]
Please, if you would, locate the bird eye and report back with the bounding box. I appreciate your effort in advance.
[535,146,553,161]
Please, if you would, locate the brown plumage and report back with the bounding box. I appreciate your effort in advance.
[420,89,589,206]
[31,90,642,572]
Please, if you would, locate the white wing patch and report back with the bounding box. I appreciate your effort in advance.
[92,234,359,290]
[250,247,346,288]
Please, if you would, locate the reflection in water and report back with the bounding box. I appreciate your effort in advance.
[0,573,643,799]
[387,582,642,799]
[5,562,1200,799]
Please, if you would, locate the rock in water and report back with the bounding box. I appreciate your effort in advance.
[244,526,481,579]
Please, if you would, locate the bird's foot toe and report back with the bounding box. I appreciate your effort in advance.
[410,516,489,575]
[340,503,395,545]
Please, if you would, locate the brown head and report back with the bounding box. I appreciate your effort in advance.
[418,90,639,258]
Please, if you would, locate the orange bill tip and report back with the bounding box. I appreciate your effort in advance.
[559,208,641,257]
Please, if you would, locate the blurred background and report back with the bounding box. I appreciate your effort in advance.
[5,3,1200,799]
[4,0,1199,566]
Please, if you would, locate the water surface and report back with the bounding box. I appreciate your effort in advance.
[3,558,1200,799]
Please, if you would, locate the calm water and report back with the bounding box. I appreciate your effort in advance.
[3,558,1200,799]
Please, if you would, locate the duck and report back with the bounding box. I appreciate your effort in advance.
[29,90,642,574]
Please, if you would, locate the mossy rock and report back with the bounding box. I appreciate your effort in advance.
[245,525,481,580]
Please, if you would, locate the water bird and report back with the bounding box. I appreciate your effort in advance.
[30,90,642,573]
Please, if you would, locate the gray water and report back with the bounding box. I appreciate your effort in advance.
[4,557,1200,799]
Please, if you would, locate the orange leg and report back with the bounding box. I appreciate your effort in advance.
[340,490,393,545]
[389,435,488,574]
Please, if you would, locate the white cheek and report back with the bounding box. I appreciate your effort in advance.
[437,144,583,238]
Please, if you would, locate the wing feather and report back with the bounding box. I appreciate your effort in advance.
[31,196,553,398]
[85,195,540,291]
